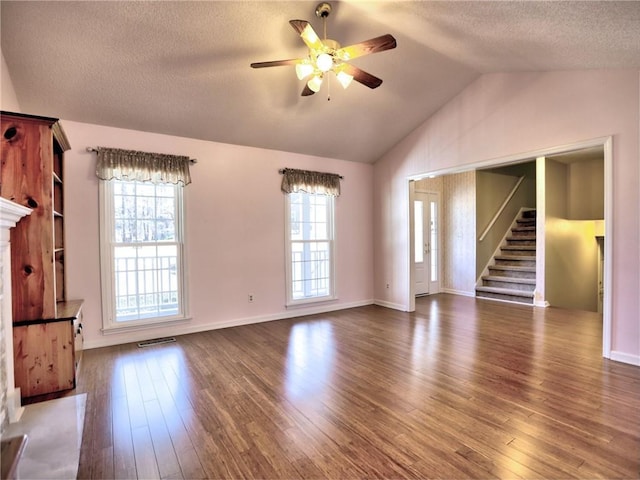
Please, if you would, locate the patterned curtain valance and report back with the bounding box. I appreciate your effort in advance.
[280,168,341,197]
[95,147,192,185]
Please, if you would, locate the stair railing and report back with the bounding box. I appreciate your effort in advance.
[479,176,525,242]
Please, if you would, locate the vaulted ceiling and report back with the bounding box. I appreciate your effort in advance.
[2,1,639,163]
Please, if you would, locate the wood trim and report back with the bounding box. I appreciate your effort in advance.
[12,300,83,326]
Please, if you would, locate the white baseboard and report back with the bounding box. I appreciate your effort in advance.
[441,288,476,297]
[373,299,408,311]
[83,300,374,350]
[609,350,640,366]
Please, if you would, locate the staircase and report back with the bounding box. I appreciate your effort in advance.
[476,209,536,304]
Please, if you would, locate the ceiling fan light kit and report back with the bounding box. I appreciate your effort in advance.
[250,2,397,98]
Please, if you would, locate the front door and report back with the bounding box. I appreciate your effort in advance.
[414,191,440,296]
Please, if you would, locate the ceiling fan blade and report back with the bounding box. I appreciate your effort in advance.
[341,64,383,89]
[336,34,397,61]
[301,84,315,96]
[289,20,324,51]
[250,59,301,68]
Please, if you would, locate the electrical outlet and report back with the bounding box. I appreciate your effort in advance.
[248,294,254,303]
[386,283,390,289]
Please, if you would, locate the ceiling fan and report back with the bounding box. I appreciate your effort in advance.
[250,2,397,97]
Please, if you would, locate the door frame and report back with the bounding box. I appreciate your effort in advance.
[406,136,612,359]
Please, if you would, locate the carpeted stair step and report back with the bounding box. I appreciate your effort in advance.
[477,209,537,306]
[488,265,536,279]
[511,226,536,236]
[506,236,536,246]
[516,218,536,227]
[476,286,534,304]
[494,255,536,267]
[482,275,535,291]
[501,245,536,255]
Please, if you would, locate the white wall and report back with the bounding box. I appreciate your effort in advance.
[373,69,640,365]
[1,49,20,112]
[63,121,374,348]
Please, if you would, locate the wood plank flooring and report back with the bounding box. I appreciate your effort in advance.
[69,294,639,479]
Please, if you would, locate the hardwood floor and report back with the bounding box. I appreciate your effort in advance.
[71,294,640,479]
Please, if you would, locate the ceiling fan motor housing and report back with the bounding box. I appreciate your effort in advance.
[315,2,332,18]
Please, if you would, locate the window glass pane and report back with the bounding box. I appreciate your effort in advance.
[137,182,156,197]
[287,191,333,302]
[414,201,424,263]
[430,200,438,282]
[290,198,302,241]
[113,243,179,321]
[106,180,183,324]
[157,196,176,241]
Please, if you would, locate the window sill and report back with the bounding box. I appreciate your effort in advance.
[286,296,338,309]
[101,316,191,335]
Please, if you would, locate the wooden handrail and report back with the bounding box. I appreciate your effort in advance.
[479,176,525,242]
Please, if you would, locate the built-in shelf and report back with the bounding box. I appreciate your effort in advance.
[1,111,82,400]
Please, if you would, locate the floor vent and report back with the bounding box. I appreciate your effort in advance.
[137,337,176,348]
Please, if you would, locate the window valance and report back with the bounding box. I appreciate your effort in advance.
[280,168,341,197]
[95,147,192,185]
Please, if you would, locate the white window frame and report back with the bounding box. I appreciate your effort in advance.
[285,192,337,306]
[99,179,189,333]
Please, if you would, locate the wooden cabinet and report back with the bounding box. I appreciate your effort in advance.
[0,111,83,398]
[12,302,83,398]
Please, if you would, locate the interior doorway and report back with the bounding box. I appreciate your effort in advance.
[407,136,613,358]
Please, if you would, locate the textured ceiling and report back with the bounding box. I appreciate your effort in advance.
[2,1,639,163]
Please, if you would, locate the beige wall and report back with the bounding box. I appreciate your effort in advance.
[414,177,443,195]
[545,159,601,312]
[475,166,536,276]
[545,218,599,312]
[442,172,476,294]
[567,158,604,220]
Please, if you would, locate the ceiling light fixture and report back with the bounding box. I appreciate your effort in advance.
[295,61,314,80]
[315,52,334,73]
[307,75,324,93]
[250,2,397,98]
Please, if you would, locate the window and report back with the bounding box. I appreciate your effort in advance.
[285,191,335,305]
[99,180,188,330]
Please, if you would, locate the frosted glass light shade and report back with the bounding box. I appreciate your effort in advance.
[336,71,353,89]
[316,53,333,72]
[295,63,314,80]
[307,75,323,92]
